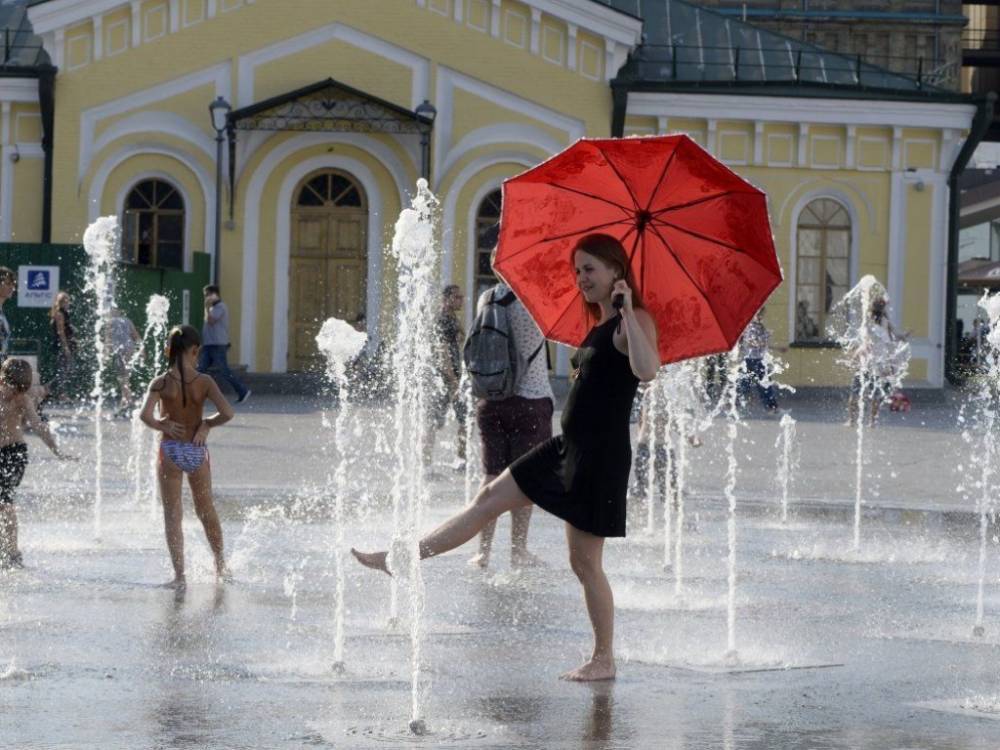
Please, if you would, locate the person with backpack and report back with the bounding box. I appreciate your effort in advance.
[465,269,553,570]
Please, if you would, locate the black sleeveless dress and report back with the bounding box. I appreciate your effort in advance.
[509,315,640,537]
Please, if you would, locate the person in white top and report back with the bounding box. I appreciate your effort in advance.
[469,277,554,569]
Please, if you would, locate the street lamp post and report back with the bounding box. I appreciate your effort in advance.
[209,95,231,285]
[415,99,437,182]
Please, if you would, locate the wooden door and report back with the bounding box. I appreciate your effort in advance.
[288,171,368,371]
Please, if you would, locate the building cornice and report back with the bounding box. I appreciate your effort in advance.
[627,92,977,131]
[533,0,642,47]
[27,0,126,36]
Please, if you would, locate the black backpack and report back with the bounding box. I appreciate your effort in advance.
[463,288,542,400]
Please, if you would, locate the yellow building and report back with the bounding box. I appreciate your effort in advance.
[3,0,989,386]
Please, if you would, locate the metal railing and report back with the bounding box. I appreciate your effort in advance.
[963,28,1000,52]
[630,43,951,89]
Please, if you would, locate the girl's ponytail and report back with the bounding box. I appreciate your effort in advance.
[165,325,201,406]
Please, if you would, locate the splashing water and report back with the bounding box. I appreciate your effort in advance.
[316,317,367,670]
[963,292,1000,637]
[827,275,910,551]
[125,294,170,515]
[387,179,441,729]
[719,348,745,663]
[775,414,799,524]
[83,216,121,540]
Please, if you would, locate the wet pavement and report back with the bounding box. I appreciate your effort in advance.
[3,394,1000,749]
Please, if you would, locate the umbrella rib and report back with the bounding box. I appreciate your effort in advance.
[649,223,728,339]
[643,145,681,213]
[596,145,641,211]
[652,190,741,217]
[494,219,634,270]
[654,218,750,255]
[546,182,634,214]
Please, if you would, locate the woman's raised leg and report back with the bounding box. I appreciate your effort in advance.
[352,469,531,574]
[562,524,616,681]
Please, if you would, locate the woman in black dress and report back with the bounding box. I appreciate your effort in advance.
[353,234,660,681]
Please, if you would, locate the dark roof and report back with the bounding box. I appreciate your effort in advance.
[604,0,968,101]
[0,0,48,68]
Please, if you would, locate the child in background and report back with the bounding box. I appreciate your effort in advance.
[0,358,72,569]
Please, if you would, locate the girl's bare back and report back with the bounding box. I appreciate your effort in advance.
[152,371,213,442]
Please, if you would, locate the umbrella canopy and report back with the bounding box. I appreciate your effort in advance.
[494,134,782,364]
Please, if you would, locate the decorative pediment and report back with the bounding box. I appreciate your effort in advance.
[229,77,432,136]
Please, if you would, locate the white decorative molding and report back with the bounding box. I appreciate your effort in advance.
[130,2,141,48]
[706,118,718,156]
[504,9,528,49]
[657,116,668,135]
[490,0,501,38]
[92,110,215,166]
[902,138,938,171]
[28,0,130,36]
[567,23,578,71]
[439,122,559,182]
[65,32,92,71]
[453,0,463,23]
[542,24,564,65]
[928,173,949,386]
[78,62,230,185]
[529,8,541,55]
[238,132,410,368]
[940,128,962,173]
[169,0,181,33]
[0,80,40,105]
[753,121,764,165]
[93,16,103,61]
[237,22,431,110]
[627,93,977,131]
[467,0,488,32]
[114,169,195,271]
[144,4,168,42]
[53,28,65,69]
[1,102,11,242]
[579,39,602,81]
[207,0,218,19]
[846,125,856,169]
[106,17,130,56]
[433,67,585,187]
[891,126,903,171]
[797,124,809,166]
[809,134,842,169]
[528,0,642,47]
[856,136,889,171]
[718,129,749,165]
[887,170,906,334]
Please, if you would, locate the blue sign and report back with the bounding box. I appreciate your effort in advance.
[17,265,59,308]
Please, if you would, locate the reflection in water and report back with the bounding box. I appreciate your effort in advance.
[148,584,229,748]
[584,683,614,745]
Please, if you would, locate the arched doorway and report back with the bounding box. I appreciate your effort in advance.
[288,169,368,371]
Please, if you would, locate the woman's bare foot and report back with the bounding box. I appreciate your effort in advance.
[560,657,616,682]
[161,576,186,589]
[467,552,489,569]
[351,548,391,575]
[216,565,233,583]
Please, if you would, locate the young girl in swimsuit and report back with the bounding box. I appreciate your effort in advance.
[353,234,660,681]
[140,325,234,587]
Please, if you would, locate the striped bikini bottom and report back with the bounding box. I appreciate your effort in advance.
[160,440,209,474]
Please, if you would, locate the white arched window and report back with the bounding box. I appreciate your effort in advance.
[122,179,185,269]
[474,188,501,301]
[794,197,852,342]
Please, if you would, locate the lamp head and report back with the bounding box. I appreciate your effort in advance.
[209,95,232,133]
[415,99,437,124]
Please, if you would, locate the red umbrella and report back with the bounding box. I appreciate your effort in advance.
[494,134,781,364]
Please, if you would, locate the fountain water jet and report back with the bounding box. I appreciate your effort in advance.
[316,316,367,672]
[827,275,909,551]
[775,414,799,524]
[125,294,170,515]
[386,179,441,730]
[718,348,745,663]
[82,216,121,540]
[966,292,1000,638]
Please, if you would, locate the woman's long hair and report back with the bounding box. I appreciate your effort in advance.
[166,325,201,406]
[573,233,645,321]
[49,291,69,323]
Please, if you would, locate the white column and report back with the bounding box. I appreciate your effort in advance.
[169,0,180,33]
[753,121,764,165]
[567,23,578,71]
[92,16,103,61]
[604,38,616,81]
[706,118,718,155]
[657,116,668,135]
[453,0,463,23]
[130,1,142,47]
[529,8,541,55]
[415,0,426,6]
[891,126,903,171]
[797,123,809,167]
[887,170,907,328]
[490,0,501,38]
[53,28,65,69]
[846,125,857,169]
[207,0,218,19]
[1,102,11,242]
[928,174,949,386]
